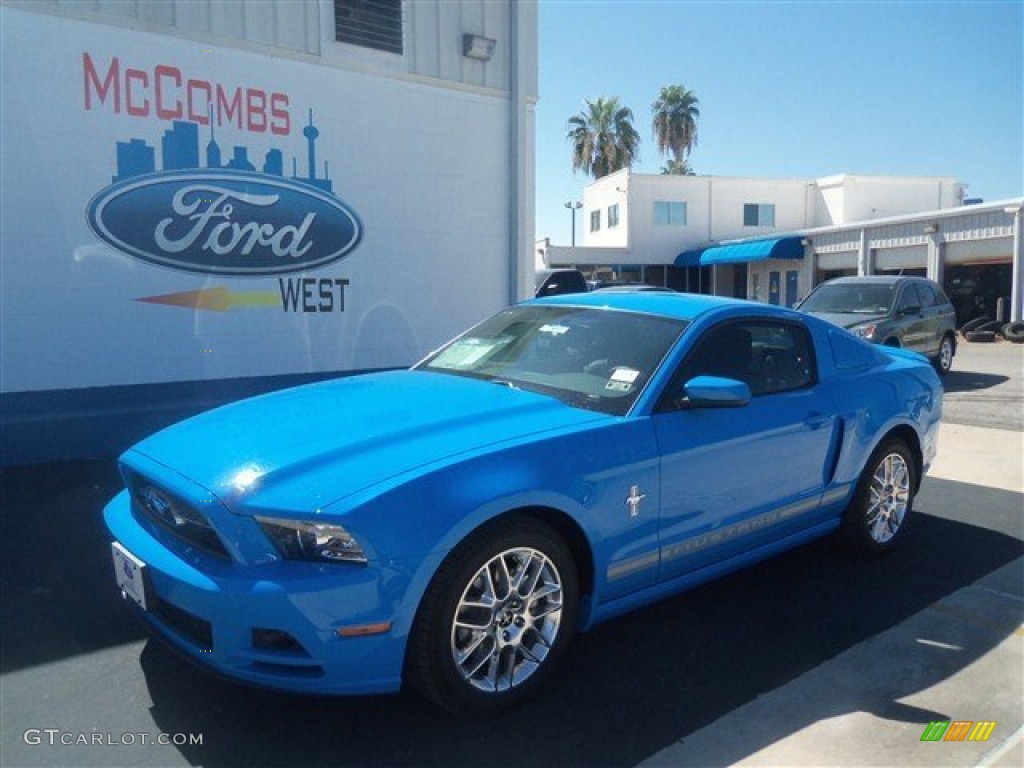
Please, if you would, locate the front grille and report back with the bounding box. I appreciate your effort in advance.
[125,470,231,560]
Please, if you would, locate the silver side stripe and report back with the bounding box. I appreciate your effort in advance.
[607,488,848,582]
[607,552,660,581]
[821,484,851,506]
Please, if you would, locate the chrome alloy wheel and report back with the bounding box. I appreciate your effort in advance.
[450,547,563,693]
[938,336,954,373]
[867,452,911,544]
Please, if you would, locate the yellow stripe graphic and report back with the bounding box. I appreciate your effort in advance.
[137,287,279,312]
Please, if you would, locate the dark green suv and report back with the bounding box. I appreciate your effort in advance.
[798,276,957,375]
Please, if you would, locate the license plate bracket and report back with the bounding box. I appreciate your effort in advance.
[112,541,150,611]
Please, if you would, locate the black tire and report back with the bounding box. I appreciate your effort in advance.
[932,333,955,376]
[405,517,578,714]
[959,316,990,334]
[976,320,1006,335]
[1002,322,1024,343]
[964,330,996,343]
[839,438,917,556]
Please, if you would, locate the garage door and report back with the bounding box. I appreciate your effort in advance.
[815,251,856,271]
[874,245,926,271]
[945,238,1012,265]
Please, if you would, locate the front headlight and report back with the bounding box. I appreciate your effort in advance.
[852,323,877,340]
[255,516,367,564]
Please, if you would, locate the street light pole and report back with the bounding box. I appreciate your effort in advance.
[564,201,582,247]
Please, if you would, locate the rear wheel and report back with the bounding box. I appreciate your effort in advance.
[840,439,916,555]
[406,517,578,714]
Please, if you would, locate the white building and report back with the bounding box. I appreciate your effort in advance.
[0,0,537,464]
[541,170,1022,323]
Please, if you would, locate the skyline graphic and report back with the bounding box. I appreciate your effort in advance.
[112,108,333,194]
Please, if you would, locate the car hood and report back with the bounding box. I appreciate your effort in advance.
[128,370,607,514]
[810,311,887,329]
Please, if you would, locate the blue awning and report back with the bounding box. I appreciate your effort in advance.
[675,248,703,267]
[675,236,804,267]
[700,236,805,265]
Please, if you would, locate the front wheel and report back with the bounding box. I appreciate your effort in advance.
[932,334,955,375]
[406,517,578,714]
[839,439,916,555]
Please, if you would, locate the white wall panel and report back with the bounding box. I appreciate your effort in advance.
[1,6,521,392]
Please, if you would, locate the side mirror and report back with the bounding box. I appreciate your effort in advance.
[680,375,751,408]
[900,305,922,316]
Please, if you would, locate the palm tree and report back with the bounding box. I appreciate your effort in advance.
[652,85,699,171]
[661,158,695,176]
[567,97,640,179]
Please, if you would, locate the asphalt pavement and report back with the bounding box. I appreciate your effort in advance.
[1,338,1021,768]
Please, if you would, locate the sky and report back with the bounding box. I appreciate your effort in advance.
[534,0,1024,245]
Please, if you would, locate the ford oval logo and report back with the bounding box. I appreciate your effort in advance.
[86,170,362,276]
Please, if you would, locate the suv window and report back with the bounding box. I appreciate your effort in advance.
[896,286,919,313]
[672,321,815,398]
[918,281,951,308]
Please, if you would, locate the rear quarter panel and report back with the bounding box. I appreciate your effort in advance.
[813,322,942,493]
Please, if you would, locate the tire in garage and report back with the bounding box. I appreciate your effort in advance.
[959,316,990,334]
[975,320,1006,336]
[964,330,996,343]
[1003,322,1024,343]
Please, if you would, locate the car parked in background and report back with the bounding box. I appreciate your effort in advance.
[105,293,942,714]
[797,276,957,375]
[535,268,588,297]
[592,283,676,293]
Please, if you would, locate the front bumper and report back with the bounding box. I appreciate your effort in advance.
[104,490,411,695]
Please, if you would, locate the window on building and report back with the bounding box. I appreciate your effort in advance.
[590,210,601,232]
[608,203,620,228]
[335,0,403,54]
[743,203,775,227]
[654,201,687,226]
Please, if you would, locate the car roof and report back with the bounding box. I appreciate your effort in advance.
[823,275,927,285]
[529,291,775,323]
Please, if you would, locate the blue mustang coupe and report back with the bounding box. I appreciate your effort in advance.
[105,292,942,712]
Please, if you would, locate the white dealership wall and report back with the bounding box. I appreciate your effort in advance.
[545,170,995,306]
[579,171,964,262]
[0,1,537,463]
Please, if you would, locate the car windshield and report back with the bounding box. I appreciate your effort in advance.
[417,304,688,416]
[800,283,897,314]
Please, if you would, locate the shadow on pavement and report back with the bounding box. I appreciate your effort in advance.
[139,481,1021,768]
[1,460,144,674]
[941,369,1009,393]
[2,462,1021,768]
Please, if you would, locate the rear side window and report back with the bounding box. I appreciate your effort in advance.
[922,281,951,307]
[914,282,938,307]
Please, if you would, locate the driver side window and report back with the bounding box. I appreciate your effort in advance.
[671,320,815,400]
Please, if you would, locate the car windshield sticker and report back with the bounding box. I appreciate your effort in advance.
[539,324,570,336]
[430,337,511,370]
[605,367,640,394]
